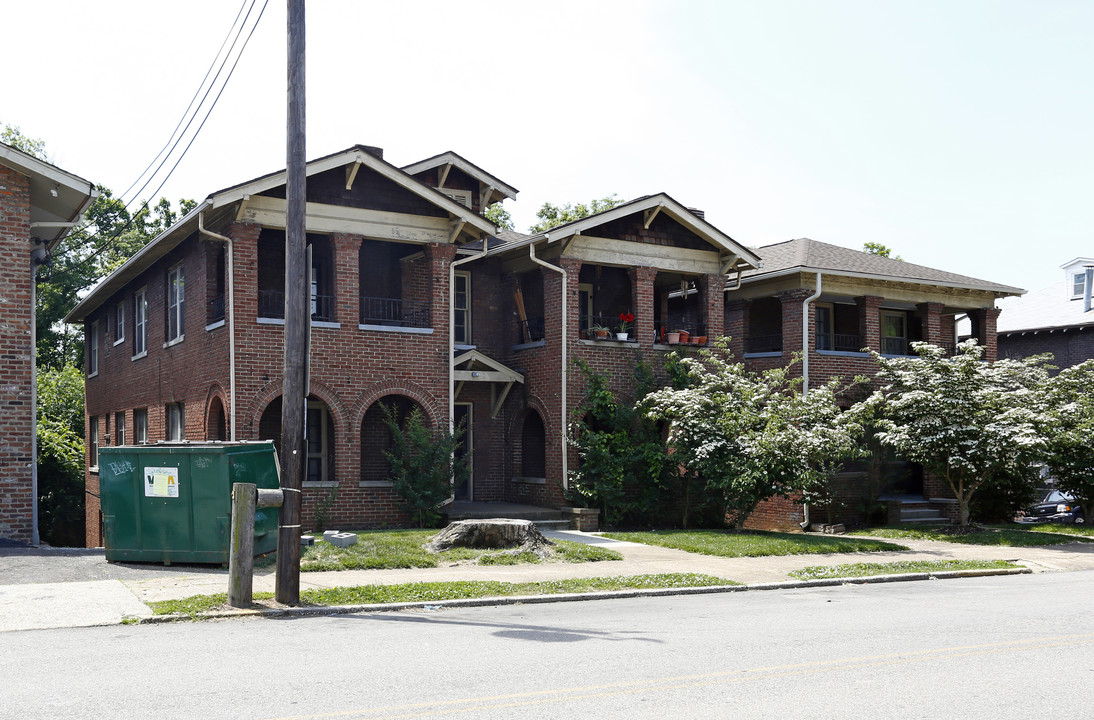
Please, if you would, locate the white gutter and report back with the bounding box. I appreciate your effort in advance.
[198,212,237,441]
[742,266,1023,297]
[528,241,569,490]
[799,272,822,531]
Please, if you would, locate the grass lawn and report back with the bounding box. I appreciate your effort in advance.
[148,573,736,618]
[298,529,622,572]
[789,559,1022,581]
[600,529,906,557]
[849,525,1094,547]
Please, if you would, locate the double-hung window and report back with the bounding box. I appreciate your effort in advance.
[881,311,908,356]
[115,411,126,445]
[133,289,148,358]
[114,303,125,345]
[134,409,148,444]
[166,403,184,441]
[87,322,99,377]
[453,271,471,345]
[167,265,185,343]
[89,416,99,468]
[1073,272,1087,300]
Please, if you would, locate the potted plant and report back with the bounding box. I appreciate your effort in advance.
[590,323,610,340]
[665,331,680,344]
[616,312,634,341]
[677,330,690,343]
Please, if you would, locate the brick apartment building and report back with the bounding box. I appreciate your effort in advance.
[67,145,1021,545]
[996,257,1094,371]
[0,142,96,545]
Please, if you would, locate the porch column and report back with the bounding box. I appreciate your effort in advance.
[724,298,747,357]
[629,266,657,347]
[424,242,457,341]
[916,302,945,346]
[700,273,725,345]
[856,295,883,352]
[969,307,1001,361]
[228,222,262,326]
[778,289,812,362]
[332,233,362,325]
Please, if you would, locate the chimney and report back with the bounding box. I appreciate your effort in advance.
[688,207,705,220]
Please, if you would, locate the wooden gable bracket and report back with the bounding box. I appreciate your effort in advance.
[490,382,514,419]
[438,162,452,188]
[561,232,580,255]
[235,194,252,222]
[720,253,740,275]
[480,185,496,210]
[448,219,466,244]
[643,204,663,229]
[345,160,362,190]
[454,380,465,399]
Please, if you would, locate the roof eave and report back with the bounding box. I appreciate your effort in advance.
[741,266,1025,297]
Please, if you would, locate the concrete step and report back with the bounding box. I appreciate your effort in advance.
[902,508,943,519]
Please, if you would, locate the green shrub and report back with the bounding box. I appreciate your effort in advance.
[384,405,468,527]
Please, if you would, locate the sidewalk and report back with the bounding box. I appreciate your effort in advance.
[4,530,1094,633]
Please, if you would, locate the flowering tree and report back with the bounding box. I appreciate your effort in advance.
[1041,359,1094,522]
[641,341,864,529]
[867,341,1049,527]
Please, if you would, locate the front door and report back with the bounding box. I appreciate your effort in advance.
[453,403,473,501]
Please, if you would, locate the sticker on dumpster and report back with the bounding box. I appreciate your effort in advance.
[144,467,180,498]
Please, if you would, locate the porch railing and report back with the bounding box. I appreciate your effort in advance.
[745,333,782,353]
[258,290,336,322]
[515,316,545,344]
[360,296,431,328]
[817,333,862,352]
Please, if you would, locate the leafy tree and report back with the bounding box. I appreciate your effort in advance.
[484,202,514,231]
[642,341,864,530]
[567,358,676,527]
[863,242,902,260]
[867,341,1048,527]
[36,365,86,546]
[2,123,47,159]
[383,405,468,527]
[529,194,623,233]
[1041,359,1094,523]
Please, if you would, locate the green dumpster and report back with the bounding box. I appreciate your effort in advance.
[99,441,281,564]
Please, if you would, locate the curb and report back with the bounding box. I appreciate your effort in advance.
[140,566,1031,625]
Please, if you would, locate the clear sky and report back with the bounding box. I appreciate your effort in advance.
[5,0,1091,293]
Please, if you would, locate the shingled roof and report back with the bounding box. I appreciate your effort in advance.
[741,238,1023,295]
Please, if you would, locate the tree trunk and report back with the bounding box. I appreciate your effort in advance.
[427,519,554,553]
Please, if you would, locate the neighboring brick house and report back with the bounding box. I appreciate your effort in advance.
[0,142,96,545]
[996,257,1094,371]
[67,145,1024,543]
[727,238,1023,529]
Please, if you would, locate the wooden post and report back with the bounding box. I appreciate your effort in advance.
[228,483,257,608]
[276,0,307,606]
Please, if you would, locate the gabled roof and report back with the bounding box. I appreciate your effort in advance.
[742,237,1024,296]
[401,151,518,205]
[488,193,762,271]
[0,141,97,248]
[66,146,498,323]
[209,145,495,237]
[997,280,1094,333]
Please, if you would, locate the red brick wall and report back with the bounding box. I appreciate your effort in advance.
[0,167,35,544]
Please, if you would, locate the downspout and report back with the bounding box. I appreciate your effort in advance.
[30,264,39,546]
[198,211,237,441]
[1084,265,1093,314]
[800,272,822,530]
[528,240,569,490]
[449,241,488,447]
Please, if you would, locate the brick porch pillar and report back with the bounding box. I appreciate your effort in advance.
[856,295,883,352]
[228,222,262,326]
[779,289,813,372]
[970,307,1001,361]
[700,273,725,345]
[332,233,363,326]
[629,266,657,347]
[724,298,747,358]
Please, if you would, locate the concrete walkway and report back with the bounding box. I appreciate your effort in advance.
[4,530,1094,633]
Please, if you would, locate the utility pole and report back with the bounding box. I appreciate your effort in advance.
[276,0,306,605]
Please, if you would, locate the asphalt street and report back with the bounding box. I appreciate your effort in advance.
[4,570,1093,720]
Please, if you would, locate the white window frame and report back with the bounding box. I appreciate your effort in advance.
[115,411,126,446]
[167,264,185,345]
[815,302,834,351]
[1072,272,1086,300]
[133,289,148,359]
[87,322,99,377]
[89,416,99,469]
[114,303,125,345]
[454,271,471,345]
[166,403,184,441]
[305,400,329,484]
[134,408,148,444]
[881,310,908,355]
